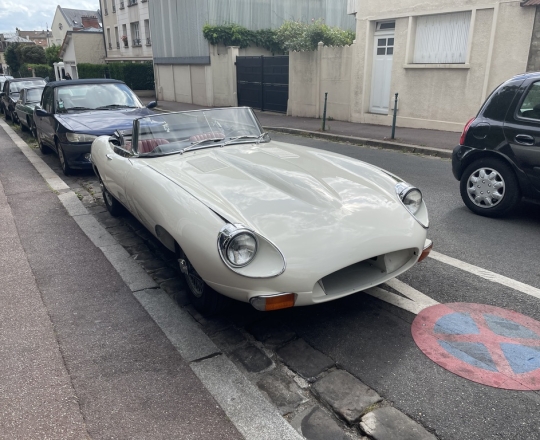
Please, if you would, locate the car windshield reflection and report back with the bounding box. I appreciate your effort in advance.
[56,83,143,112]
[132,108,267,156]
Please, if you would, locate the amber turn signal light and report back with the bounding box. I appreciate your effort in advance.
[250,293,297,311]
[418,240,433,263]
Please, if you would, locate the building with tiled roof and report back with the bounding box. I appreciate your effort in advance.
[51,6,102,47]
[15,29,52,48]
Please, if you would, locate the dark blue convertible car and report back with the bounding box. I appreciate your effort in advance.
[34,78,156,175]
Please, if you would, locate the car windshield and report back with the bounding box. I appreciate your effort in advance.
[56,83,142,112]
[10,79,46,93]
[131,108,265,156]
[26,88,44,103]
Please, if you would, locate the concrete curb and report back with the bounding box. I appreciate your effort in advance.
[263,126,453,159]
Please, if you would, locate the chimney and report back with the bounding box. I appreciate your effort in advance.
[81,16,100,29]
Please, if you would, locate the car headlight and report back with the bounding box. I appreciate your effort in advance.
[396,182,422,215]
[66,132,98,143]
[218,224,258,268]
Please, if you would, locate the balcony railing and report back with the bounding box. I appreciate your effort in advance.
[112,5,116,12]
[132,38,142,47]
[128,0,137,5]
[146,37,151,46]
[119,1,125,9]
[116,42,120,49]
[141,0,147,2]
[109,43,112,49]
[104,8,108,15]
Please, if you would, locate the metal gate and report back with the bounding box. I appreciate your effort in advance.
[236,56,289,113]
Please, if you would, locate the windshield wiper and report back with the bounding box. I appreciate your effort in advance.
[181,137,226,154]
[223,132,268,146]
[65,106,93,111]
[96,104,138,109]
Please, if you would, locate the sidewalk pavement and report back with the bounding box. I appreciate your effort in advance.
[147,99,460,158]
[0,120,302,440]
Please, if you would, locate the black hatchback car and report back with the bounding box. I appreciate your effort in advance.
[34,79,156,175]
[453,72,540,217]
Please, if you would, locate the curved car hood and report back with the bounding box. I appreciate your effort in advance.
[146,141,420,253]
[56,108,153,134]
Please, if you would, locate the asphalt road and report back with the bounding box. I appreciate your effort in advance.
[15,125,540,440]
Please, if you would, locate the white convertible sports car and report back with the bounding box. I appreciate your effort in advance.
[91,107,432,314]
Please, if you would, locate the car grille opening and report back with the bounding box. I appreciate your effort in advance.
[317,248,416,297]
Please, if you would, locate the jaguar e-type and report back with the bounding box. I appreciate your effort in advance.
[91,108,432,314]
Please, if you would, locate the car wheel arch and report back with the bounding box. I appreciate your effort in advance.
[155,225,176,252]
[459,150,520,180]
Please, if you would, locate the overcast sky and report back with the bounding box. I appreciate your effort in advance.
[0,0,100,34]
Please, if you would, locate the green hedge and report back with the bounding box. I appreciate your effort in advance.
[77,62,154,90]
[20,63,54,79]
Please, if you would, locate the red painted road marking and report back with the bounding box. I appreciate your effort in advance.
[411,303,540,390]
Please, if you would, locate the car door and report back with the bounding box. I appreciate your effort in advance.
[36,86,56,148]
[503,79,540,192]
[100,145,135,211]
[15,89,24,122]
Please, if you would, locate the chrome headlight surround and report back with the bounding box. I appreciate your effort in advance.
[395,182,429,228]
[218,224,258,269]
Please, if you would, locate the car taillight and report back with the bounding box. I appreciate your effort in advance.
[459,117,475,145]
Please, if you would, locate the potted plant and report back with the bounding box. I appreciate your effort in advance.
[121,35,128,47]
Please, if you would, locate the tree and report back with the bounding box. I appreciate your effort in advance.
[45,44,61,67]
[5,43,21,75]
[21,45,47,64]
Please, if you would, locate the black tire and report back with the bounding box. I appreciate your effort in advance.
[460,157,521,217]
[36,128,50,154]
[4,107,10,121]
[99,175,124,217]
[20,116,27,131]
[31,120,38,139]
[177,248,227,315]
[57,142,73,176]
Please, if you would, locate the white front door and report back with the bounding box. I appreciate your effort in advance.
[370,31,394,115]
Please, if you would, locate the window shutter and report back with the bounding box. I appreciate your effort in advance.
[414,11,471,64]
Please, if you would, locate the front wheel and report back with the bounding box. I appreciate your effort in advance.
[459,157,521,217]
[99,175,123,216]
[57,142,73,176]
[178,249,227,315]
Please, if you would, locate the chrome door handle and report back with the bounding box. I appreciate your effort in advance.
[106,154,114,160]
[515,134,535,146]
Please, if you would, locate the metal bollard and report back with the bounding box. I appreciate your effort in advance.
[391,93,398,139]
[322,92,328,131]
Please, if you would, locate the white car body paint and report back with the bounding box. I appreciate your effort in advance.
[92,135,428,306]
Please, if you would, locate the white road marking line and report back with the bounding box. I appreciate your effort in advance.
[429,250,540,300]
[365,279,440,315]
[386,278,440,308]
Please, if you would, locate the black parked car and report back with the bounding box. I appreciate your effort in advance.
[1,77,46,122]
[34,79,156,175]
[453,72,540,217]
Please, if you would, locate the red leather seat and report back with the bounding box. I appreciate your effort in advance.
[189,131,225,142]
[138,138,169,154]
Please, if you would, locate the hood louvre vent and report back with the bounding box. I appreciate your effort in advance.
[188,157,228,173]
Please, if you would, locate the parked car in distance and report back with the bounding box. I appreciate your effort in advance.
[15,86,44,136]
[453,72,540,217]
[0,74,14,97]
[34,79,156,175]
[92,107,432,314]
[1,77,46,122]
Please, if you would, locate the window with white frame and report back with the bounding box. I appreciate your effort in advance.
[413,11,472,64]
[130,21,141,46]
[144,19,151,45]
